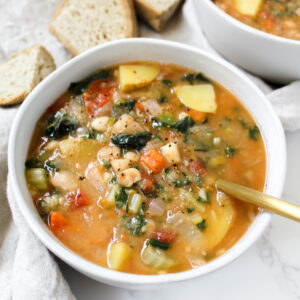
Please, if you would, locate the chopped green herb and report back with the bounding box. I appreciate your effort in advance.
[109,177,117,184]
[197,219,206,231]
[164,168,170,174]
[248,125,260,141]
[68,69,111,95]
[224,146,237,158]
[186,207,195,214]
[84,128,96,139]
[172,116,195,134]
[181,73,210,85]
[45,112,78,140]
[126,215,146,236]
[149,238,170,250]
[174,172,191,187]
[197,191,210,204]
[115,187,128,209]
[133,165,140,170]
[112,99,136,116]
[194,173,202,188]
[101,159,111,169]
[161,79,173,87]
[44,161,59,172]
[159,114,175,126]
[158,95,168,103]
[111,131,151,151]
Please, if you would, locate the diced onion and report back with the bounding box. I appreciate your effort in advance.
[147,198,166,216]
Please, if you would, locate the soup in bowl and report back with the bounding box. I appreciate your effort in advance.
[193,0,300,83]
[8,39,286,288]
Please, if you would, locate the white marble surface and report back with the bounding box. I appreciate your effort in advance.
[57,130,300,300]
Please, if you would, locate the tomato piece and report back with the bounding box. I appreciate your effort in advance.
[153,231,175,243]
[66,189,89,209]
[190,160,206,175]
[138,171,156,194]
[141,148,166,174]
[82,79,115,116]
[49,211,67,230]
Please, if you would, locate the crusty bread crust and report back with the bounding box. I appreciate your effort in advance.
[134,0,182,32]
[50,0,138,56]
[0,45,56,106]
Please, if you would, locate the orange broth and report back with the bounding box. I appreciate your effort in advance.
[26,62,266,274]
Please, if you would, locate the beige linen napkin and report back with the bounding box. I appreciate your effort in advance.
[1,0,300,299]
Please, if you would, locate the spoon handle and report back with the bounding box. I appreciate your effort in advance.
[215,179,300,222]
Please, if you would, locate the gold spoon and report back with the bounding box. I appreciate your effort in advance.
[215,179,300,222]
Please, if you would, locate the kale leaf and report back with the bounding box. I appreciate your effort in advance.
[115,187,128,209]
[112,99,136,116]
[181,73,210,85]
[45,112,78,140]
[68,69,111,95]
[111,131,151,151]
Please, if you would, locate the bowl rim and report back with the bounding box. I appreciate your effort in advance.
[201,0,300,46]
[8,38,286,286]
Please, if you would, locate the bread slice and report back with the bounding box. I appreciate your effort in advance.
[0,45,56,106]
[50,0,138,56]
[134,0,182,31]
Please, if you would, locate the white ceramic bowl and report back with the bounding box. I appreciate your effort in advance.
[8,38,286,289]
[193,0,300,84]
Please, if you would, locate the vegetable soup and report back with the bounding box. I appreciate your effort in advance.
[26,62,266,274]
[214,0,300,40]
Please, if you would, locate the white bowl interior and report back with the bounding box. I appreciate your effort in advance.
[8,39,286,288]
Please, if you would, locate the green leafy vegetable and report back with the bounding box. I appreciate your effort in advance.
[45,112,78,140]
[161,79,173,87]
[194,173,203,188]
[101,159,111,169]
[152,116,195,134]
[197,191,210,204]
[84,128,96,139]
[248,125,260,141]
[69,69,111,95]
[197,219,206,231]
[115,187,128,209]
[174,172,191,187]
[44,161,59,172]
[112,99,136,116]
[126,215,146,236]
[111,131,151,151]
[159,114,175,126]
[186,207,195,214]
[109,176,117,184]
[25,159,43,168]
[149,238,170,250]
[194,142,210,152]
[224,146,237,158]
[158,95,168,103]
[181,73,210,85]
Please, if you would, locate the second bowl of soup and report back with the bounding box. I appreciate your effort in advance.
[8,38,286,288]
[193,0,300,83]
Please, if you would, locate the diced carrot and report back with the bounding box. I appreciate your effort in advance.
[141,148,166,174]
[186,108,206,122]
[49,211,67,230]
[259,12,275,31]
[190,160,206,175]
[153,231,175,243]
[66,189,89,209]
[135,102,144,112]
[230,158,240,168]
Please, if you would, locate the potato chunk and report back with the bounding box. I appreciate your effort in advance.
[117,168,141,187]
[91,116,109,132]
[107,242,132,270]
[160,142,181,164]
[113,114,143,135]
[175,84,217,113]
[234,0,263,16]
[119,64,160,92]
